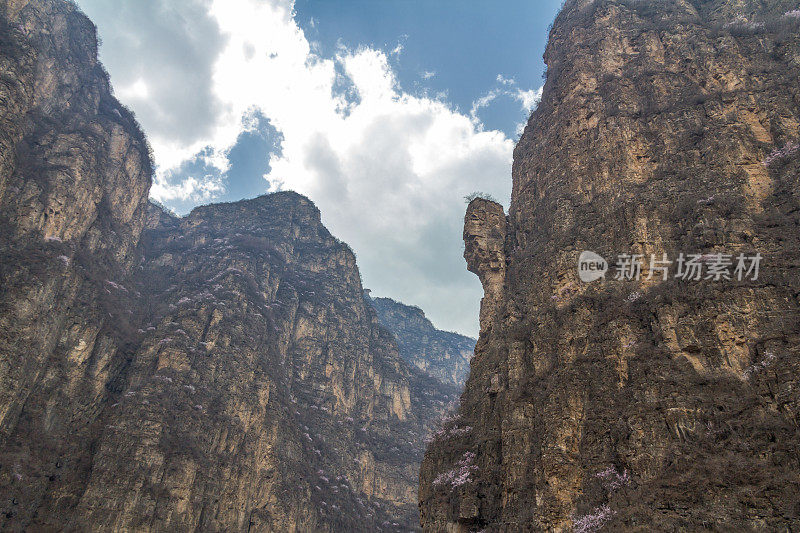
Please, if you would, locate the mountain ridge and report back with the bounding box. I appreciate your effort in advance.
[369,295,475,388]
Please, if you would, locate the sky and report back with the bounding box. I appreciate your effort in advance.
[75,0,563,337]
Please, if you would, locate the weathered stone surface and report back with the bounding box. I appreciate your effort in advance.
[463,198,507,336]
[370,296,475,388]
[67,194,456,532]
[0,0,152,528]
[421,0,800,531]
[0,2,457,530]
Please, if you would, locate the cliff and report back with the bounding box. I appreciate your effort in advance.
[420,0,800,531]
[0,0,152,526]
[69,193,456,531]
[370,296,475,388]
[0,1,456,530]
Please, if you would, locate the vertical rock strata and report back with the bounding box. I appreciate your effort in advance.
[0,1,456,530]
[421,0,800,531]
[70,196,455,531]
[0,0,152,527]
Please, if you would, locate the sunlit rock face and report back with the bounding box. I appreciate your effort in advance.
[370,296,475,388]
[420,0,800,531]
[0,2,457,530]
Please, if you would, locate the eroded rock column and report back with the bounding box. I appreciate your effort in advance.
[463,198,507,335]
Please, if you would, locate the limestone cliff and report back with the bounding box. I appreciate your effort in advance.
[369,296,475,388]
[69,194,456,531]
[0,1,455,530]
[0,0,152,527]
[421,0,800,531]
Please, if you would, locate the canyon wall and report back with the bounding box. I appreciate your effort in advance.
[65,195,456,531]
[0,1,456,530]
[421,0,800,531]
[370,296,475,388]
[0,0,152,526]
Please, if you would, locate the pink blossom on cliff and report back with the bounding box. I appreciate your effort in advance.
[596,466,631,491]
[432,451,478,489]
[573,504,615,533]
[764,142,799,167]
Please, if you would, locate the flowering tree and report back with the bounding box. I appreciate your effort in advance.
[595,466,631,491]
[573,504,615,533]
[764,142,799,167]
[432,451,478,490]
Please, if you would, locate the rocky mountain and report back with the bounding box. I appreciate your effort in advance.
[0,1,456,530]
[369,296,475,388]
[421,0,800,531]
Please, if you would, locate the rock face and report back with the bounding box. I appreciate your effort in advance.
[71,195,456,532]
[0,0,152,527]
[0,1,456,530]
[421,1,800,531]
[463,199,508,336]
[369,296,475,388]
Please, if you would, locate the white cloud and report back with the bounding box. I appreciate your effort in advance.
[79,0,519,336]
[514,86,544,111]
[117,78,150,100]
[390,34,407,58]
[77,0,226,171]
[469,75,542,136]
[496,74,515,85]
[150,173,224,202]
[470,88,501,123]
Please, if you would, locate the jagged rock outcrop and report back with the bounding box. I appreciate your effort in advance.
[421,1,800,531]
[369,296,475,388]
[463,199,507,335]
[0,2,456,530]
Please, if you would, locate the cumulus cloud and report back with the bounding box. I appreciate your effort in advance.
[149,111,282,214]
[77,0,527,336]
[78,0,227,169]
[150,170,224,203]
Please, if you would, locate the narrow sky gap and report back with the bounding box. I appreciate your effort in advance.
[76,0,563,336]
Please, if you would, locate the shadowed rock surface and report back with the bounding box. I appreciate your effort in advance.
[369,296,475,388]
[421,0,800,531]
[0,1,456,530]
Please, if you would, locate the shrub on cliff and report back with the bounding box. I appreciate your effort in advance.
[464,192,498,204]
